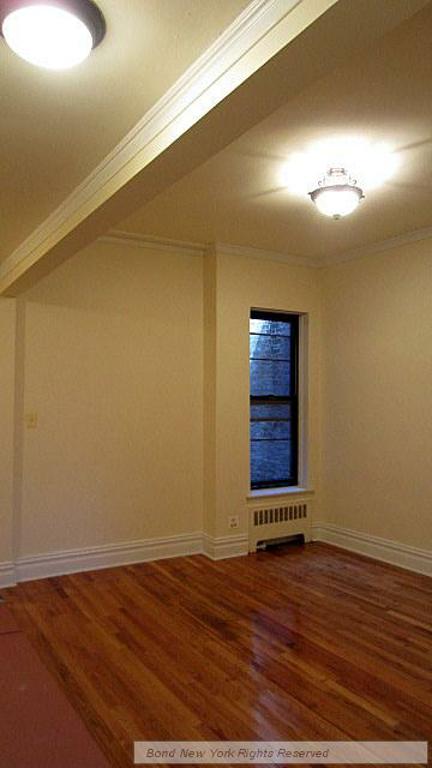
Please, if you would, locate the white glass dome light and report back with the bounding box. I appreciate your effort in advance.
[309,167,364,220]
[1,0,105,70]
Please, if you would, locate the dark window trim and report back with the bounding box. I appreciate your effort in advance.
[250,310,299,490]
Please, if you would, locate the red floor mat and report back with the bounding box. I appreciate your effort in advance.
[0,632,110,767]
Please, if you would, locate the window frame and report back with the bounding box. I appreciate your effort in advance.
[249,309,299,490]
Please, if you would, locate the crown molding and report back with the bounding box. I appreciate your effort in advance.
[100,231,205,258]
[214,222,432,270]
[213,241,321,268]
[327,224,432,266]
[99,230,323,267]
[1,0,333,294]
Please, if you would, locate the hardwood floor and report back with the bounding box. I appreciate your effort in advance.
[3,542,432,767]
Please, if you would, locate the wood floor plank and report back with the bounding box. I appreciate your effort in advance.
[2,542,432,767]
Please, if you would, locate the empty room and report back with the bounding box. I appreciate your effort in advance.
[0,0,431,766]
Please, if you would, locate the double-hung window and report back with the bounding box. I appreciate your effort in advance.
[250,310,299,489]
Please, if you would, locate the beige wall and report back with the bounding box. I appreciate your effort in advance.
[321,238,432,550]
[18,240,203,557]
[3,232,432,572]
[13,240,321,562]
[0,299,16,564]
[205,251,322,538]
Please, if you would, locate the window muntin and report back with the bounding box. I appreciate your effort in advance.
[250,311,298,489]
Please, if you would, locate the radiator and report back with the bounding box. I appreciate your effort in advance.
[248,499,312,552]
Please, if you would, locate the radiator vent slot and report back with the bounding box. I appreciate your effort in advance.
[253,503,308,527]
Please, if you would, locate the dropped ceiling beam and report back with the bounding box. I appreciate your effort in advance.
[0,0,427,295]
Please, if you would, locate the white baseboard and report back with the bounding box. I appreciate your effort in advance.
[313,522,432,577]
[203,533,248,561]
[0,562,17,589]
[1,530,251,586]
[5,524,430,586]
[14,532,203,583]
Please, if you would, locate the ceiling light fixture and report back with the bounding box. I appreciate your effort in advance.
[0,0,105,70]
[309,167,364,220]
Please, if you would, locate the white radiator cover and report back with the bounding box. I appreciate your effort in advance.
[248,498,312,552]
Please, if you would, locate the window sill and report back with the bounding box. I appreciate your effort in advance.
[247,486,314,500]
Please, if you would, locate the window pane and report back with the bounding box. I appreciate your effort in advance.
[251,420,291,440]
[250,440,293,486]
[251,403,291,421]
[250,359,291,397]
[250,333,290,361]
[250,311,298,489]
[250,318,291,336]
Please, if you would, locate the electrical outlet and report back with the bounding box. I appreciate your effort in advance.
[228,515,239,529]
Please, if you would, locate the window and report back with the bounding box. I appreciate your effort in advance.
[250,310,299,489]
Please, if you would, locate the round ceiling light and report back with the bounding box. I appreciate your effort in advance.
[309,167,364,220]
[0,0,105,70]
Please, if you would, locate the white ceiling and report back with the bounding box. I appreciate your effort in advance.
[118,2,432,264]
[0,0,249,260]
